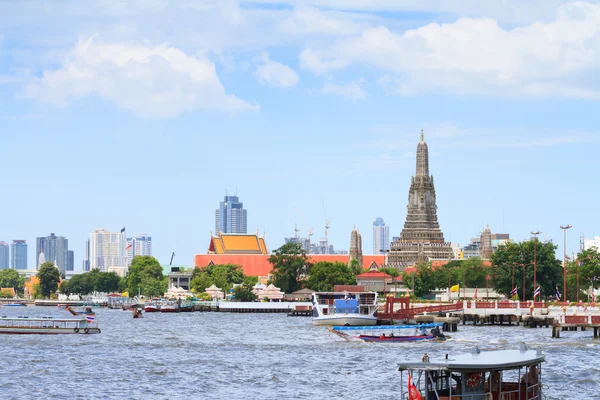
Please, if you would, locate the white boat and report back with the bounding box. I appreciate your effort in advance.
[311,291,379,326]
[398,344,545,400]
[0,316,101,334]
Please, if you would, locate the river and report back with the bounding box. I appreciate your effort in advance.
[0,307,599,399]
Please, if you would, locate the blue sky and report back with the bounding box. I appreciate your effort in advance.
[1,0,599,269]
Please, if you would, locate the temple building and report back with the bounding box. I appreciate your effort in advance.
[348,228,363,267]
[386,130,453,269]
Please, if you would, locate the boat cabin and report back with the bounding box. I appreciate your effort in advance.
[312,291,378,317]
[398,344,544,400]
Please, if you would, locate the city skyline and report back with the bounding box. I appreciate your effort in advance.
[1,1,599,269]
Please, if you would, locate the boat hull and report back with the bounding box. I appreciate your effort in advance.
[144,306,160,312]
[160,306,177,313]
[312,315,378,326]
[0,327,101,334]
[358,334,443,342]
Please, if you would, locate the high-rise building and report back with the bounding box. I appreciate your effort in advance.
[126,235,152,266]
[66,250,74,271]
[83,239,90,271]
[215,193,247,234]
[584,236,600,251]
[387,131,453,269]
[0,241,9,269]
[373,217,390,255]
[36,233,70,273]
[86,228,127,274]
[11,240,28,270]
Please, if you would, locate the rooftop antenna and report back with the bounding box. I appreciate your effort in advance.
[294,223,300,240]
[322,197,330,244]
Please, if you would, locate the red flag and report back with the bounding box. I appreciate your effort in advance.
[408,374,422,400]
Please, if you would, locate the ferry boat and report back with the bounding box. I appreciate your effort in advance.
[65,306,95,316]
[159,301,178,313]
[0,316,101,334]
[144,301,160,313]
[330,323,447,343]
[312,291,378,326]
[398,344,544,400]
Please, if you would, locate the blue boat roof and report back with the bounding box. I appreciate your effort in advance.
[333,323,442,331]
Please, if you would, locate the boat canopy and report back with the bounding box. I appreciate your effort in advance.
[398,344,544,372]
[334,323,442,331]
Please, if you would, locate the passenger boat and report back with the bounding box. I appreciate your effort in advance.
[159,301,178,313]
[312,291,378,326]
[4,303,25,307]
[0,316,101,334]
[329,323,447,342]
[398,344,544,400]
[144,301,160,313]
[179,301,193,312]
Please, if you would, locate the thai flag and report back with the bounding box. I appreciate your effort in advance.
[533,286,541,299]
[126,243,132,250]
[86,315,95,322]
[510,287,518,296]
[555,285,561,301]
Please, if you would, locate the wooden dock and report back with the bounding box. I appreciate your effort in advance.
[552,314,600,338]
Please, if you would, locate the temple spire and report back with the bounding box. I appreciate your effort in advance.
[416,130,429,177]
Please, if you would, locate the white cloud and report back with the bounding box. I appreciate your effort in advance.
[322,79,366,101]
[23,36,258,117]
[302,2,600,98]
[276,6,365,36]
[253,53,299,88]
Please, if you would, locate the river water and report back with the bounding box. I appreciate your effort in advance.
[1,307,599,399]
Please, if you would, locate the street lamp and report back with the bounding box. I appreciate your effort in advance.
[560,225,572,303]
[531,231,541,299]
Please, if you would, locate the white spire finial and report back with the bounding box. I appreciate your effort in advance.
[420,129,424,142]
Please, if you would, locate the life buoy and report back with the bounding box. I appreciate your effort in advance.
[74,327,79,333]
[84,328,90,334]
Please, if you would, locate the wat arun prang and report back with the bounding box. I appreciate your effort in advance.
[386,130,454,270]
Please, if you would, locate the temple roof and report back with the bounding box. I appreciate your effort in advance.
[208,233,268,255]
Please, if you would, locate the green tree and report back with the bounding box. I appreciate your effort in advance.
[190,264,246,294]
[431,260,462,289]
[379,267,400,278]
[37,262,61,298]
[402,262,435,298]
[459,257,488,288]
[575,248,600,301]
[142,277,167,298]
[349,259,363,275]
[490,240,562,299]
[268,243,312,293]
[190,270,213,293]
[0,269,25,295]
[0,289,14,298]
[232,284,257,302]
[125,256,165,297]
[306,261,356,292]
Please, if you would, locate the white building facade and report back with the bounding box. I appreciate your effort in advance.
[126,235,152,266]
[372,217,390,255]
[88,228,127,275]
[584,236,600,251]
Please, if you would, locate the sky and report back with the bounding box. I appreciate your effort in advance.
[1,0,599,269]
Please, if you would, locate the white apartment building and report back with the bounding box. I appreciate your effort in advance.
[126,235,152,266]
[88,228,126,275]
[584,236,600,251]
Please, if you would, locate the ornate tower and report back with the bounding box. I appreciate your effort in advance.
[387,130,453,269]
[480,225,493,259]
[348,228,363,267]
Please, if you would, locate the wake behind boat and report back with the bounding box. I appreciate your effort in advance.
[329,323,448,342]
[312,291,378,326]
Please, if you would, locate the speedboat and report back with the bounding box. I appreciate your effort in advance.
[0,316,101,334]
[312,291,378,326]
[398,344,544,400]
[144,301,160,312]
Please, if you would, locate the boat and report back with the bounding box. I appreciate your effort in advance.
[179,301,194,312]
[0,316,101,334]
[144,301,160,313]
[132,308,143,318]
[312,291,379,326]
[159,301,178,313]
[330,323,448,342]
[4,303,25,307]
[398,343,544,400]
[65,306,95,316]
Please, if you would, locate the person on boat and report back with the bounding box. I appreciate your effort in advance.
[520,365,539,386]
[389,332,395,337]
[380,333,386,339]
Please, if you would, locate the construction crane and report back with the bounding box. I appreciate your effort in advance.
[169,251,176,266]
[295,208,313,254]
[294,223,300,241]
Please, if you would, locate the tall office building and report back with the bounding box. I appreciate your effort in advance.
[373,217,390,254]
[215,193,247,234]
[387,131,453,269]
[36,233,70,273]
[0,241,9,269]
[11,240,28,270]
[66,250,74,271]
[126,235,152,266]
[86,228,126,274]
